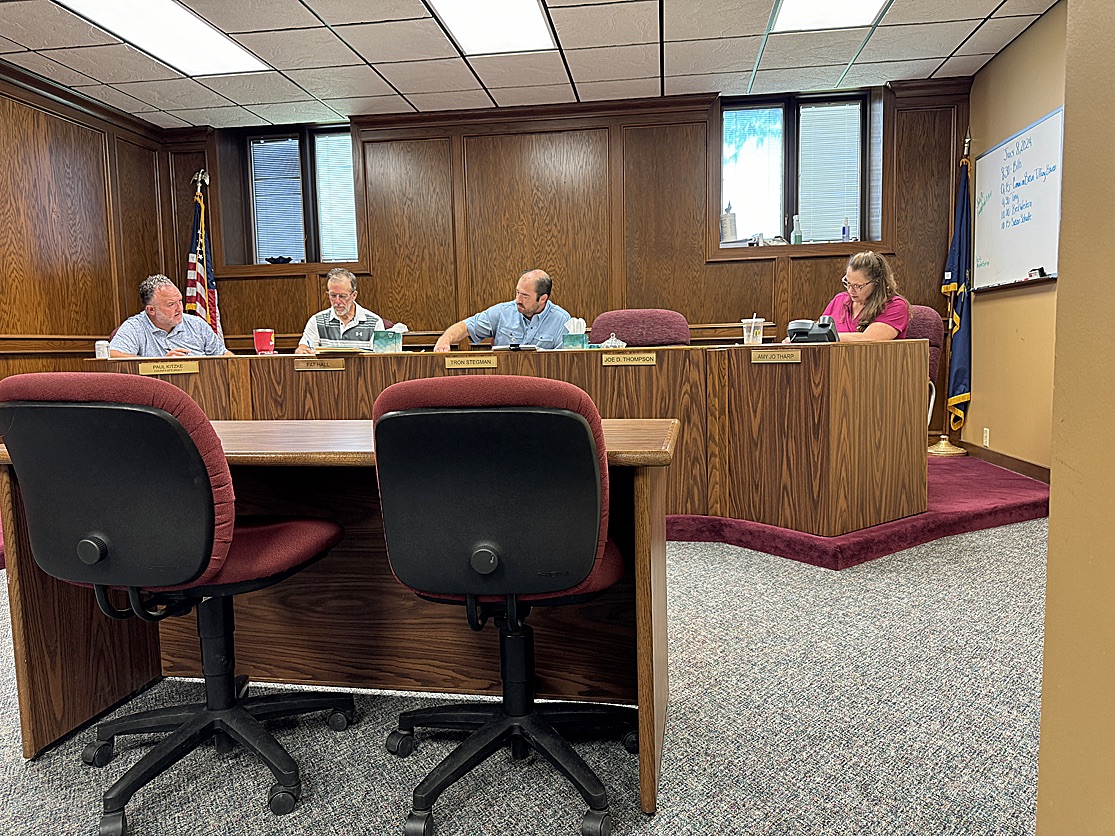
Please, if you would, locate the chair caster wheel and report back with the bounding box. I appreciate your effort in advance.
[327,709,354,731]
[83,740,114,768]
[268,781,301,815]
[99,810,127,836]
[622,729,639,754]
[386,729,415,757]
[581,809,613,836]
[405,809,436,836]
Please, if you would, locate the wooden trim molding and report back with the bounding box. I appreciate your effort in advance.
[955,440,1050,483]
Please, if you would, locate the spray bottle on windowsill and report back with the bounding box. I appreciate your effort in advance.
[841,216,850,242]
[791,215,803,245]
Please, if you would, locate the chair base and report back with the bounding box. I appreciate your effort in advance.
[84,595,356,836]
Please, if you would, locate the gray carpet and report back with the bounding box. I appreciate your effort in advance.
[0,519,1046,835]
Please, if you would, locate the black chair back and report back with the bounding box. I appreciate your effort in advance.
[0,400,214,588]
[374,406,602,597]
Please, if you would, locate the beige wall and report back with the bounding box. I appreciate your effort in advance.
[1038,0,1115,831]
[967,1,1066,467]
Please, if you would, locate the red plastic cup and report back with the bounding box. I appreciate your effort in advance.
[253,329,276,355]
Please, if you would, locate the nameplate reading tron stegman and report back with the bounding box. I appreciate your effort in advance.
[138,361,199,376]
[445,355,498,369]
[294,358,346,371]
[750,348,801,364]
[601,352,656,367]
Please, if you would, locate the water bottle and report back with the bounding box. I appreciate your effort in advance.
[841,216,850,242]
[791,215,803,245]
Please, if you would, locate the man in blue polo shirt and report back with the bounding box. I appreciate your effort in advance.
[434,269,570,352]
[109,275,232,358]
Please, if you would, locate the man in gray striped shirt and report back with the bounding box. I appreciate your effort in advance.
[296,267,385,354]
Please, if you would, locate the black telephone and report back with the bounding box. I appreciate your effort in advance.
[786,315,839,343]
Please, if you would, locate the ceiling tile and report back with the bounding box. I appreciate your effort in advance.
[759,29,869,71]
[114,78,236,110]
[935,53,996,77]
[550,1,658,50]
[665,37,762,76]
[565,44,658,83]
[489,84,577,107]
[0,0,117,50]
[665,71,752,97]
[285,65,395,99]
[880,0,1000,26]
[469,51,568,89]
[1,50,97,87]
[246,100,345,124]
[576,77,660,101]
[140,111,192,129]
[169,106,270,128]
[748,65,845,95]
[376,58,480,95]
[235,28,362,70]
[996,0,1060,14]
[0,35,26,53]
[337,18,457,65]
[305,0,429,26]
[407,89,494,112]
[180,0,322,34]
[858,21,980,63]
[76,84,159,113]
[199,71,312,105]
[959,16,1038,55]
[841,59,945,87]
[662,0,773,41]
[43,44,180,84]
[321,95,416,116]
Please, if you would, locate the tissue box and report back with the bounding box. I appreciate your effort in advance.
[373,330,403,353]
[562,333,588,350]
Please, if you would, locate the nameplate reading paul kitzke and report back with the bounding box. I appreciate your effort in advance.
[750,348,802,364]
[138,361,199,376]
[445,355,498,369]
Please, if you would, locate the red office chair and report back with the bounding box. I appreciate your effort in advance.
[589,308,691,346]
[906,304,945,424]
[0,373,355,836]
[373,375,637,836]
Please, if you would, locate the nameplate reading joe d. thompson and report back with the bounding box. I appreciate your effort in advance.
[294,358,345,371]
[601,352,657,366]
[751,348,801,364]
[446,355,498,369]
[139,361,199,376]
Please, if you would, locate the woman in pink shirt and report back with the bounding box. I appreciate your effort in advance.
[821,251,910,341]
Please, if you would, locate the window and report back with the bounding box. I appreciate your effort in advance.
[248,128,358,264]
[721,94,866,245]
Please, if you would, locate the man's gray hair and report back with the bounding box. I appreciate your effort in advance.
[326,267,357,293]
[139,274,176,306]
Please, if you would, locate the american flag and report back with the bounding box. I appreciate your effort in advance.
[184,189,222,335]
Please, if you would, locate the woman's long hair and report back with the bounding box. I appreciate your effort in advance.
[847,251,906,331]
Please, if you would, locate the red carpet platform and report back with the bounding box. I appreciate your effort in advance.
[667,457,1050,570]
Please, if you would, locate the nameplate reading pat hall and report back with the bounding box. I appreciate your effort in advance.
[138,361,199,376]
[601,352,656,367]
[446,355,498,369]
[750,348,801,364]
[294,358,345,371]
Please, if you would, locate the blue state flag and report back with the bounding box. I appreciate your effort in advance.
[941,158,972,431]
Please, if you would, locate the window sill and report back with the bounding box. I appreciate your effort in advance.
[214,261,367,280]
[706,240,890,263]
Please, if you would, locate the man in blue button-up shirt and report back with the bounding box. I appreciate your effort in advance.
[434,269,571,352]
[109,275,232,358]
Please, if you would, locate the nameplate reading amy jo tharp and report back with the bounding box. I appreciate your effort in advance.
[138,361,199,376]
[446,355,498,369]
[750,348,801,364]
[294,358,345,371]
[601,352,656,367]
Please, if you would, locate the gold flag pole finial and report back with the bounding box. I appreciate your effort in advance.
[962,128,971,161]
[191,169,210,195]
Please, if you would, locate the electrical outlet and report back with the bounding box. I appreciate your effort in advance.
[982,427,990,447]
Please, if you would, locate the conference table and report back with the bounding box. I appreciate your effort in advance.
[0,417,678,814]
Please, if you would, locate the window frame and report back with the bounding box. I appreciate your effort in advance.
[243,125,361,267]
[708,89,885,262]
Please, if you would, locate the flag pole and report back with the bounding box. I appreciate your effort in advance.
[930,129,970,457]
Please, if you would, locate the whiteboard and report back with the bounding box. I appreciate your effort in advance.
[973,108,1063,290]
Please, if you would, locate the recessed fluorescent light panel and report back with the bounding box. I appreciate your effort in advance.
[54,0,268,76]
[428,0,555,55]
[773,0,888,32]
